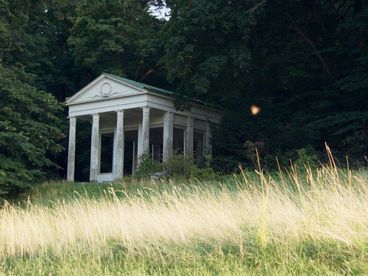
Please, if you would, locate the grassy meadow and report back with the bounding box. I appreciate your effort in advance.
[2,163,368,275]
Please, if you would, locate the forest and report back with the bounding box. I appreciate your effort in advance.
[0,0,367,196]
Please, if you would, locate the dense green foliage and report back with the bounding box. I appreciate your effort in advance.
[0,1,64,197]
[0,0,367,194]
[0,65,63,197]
[68,0,165,86]
[162,0,368,170]
[0,0,165,195]
[135,153,218,180]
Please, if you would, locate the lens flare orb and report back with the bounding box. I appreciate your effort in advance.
[250,104,261,115]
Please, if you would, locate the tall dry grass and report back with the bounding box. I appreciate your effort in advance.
[1,162,368,259]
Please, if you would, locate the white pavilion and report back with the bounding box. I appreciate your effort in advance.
[65,73,222,182]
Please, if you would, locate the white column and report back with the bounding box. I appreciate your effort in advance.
[205,120,212,155]
[67,116,77,181]
[185,115,194,158]
[137,122,143,158]
[142,107,150,155]
[114,110,124,179]
[163,111,174,162]
[89,113,100,182]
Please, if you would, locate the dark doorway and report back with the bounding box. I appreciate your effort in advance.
[124,140,134,175]
[125,130,138,175]
[173,128,184,155]
[100,132,114,173]
[75,120,91,182]
[194,131,204,164]
[150,127,163,161]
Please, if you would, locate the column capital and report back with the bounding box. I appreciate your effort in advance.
[92,113,99,121]
[164,111,174,123]
[142,107,150,113]
[69,116,77,123]
[116,110,124,118]
[187,115,194,126]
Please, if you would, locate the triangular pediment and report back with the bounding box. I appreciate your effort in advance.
[66,74,146,105]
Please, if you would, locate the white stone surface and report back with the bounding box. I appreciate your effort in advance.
[67,116,76,181]
[67,75,144,105]
[142,107,150,155]
[90,114,100,182]
[185,115,194,158]
[114,110,124,179]
[97,173,114,182]
[163,111,173,162]
[137,122,143,159]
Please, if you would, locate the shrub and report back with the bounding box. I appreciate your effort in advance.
[135,154,162,178]
[186,165,218,180]
[294,147,319,168]
[165,153,218,180]
[135,153,219,181]
[163,154,193,176]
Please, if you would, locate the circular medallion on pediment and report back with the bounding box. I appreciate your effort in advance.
[100,82,112,97]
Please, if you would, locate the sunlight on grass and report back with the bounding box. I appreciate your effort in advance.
[1,163,368,274]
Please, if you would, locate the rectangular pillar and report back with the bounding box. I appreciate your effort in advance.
[113,110,124,179]
[163,111,173,162]
[205,120,212,155]
[142,107,150,155]
[137,122,143,158]
[90,113,100,182]
[67,116,77,181]
[185,115,194,158]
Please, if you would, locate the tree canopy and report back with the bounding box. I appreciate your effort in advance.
[0,0,64,196]
[161,0,368,169]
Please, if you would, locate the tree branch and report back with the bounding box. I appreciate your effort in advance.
[139,68,154,82]
[286,11,333,78]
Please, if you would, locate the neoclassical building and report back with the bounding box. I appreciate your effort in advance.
[66,73,222,182]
